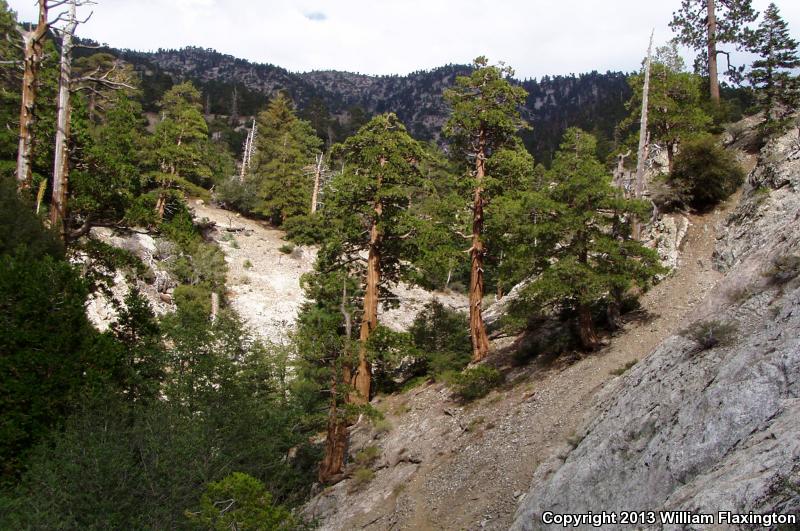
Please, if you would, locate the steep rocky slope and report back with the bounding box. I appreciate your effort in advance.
[301,176,742,529]
[511,126,800,529]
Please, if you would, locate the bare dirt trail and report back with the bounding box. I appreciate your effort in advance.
[322,194,740,531]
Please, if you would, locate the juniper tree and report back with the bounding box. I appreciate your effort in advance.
[670,0,758,103]
[748,3,800,137]
[518,129,663,350]
[443,56,528,362]
[307,114,422,481]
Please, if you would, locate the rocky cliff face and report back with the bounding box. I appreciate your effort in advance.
[512,125,800,529]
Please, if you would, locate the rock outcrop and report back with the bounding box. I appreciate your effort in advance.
[512,125,800,530]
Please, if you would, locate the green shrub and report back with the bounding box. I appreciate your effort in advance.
[214,178,259,215]
[348,468,375,493]
[278,243,295,255]
[409,301,471,377]
[763,254,800,286]
[669,134,745,210]
[186,472,295,530]
[682,320,738,351]
[354,446,380,467]
[447,365,505,401]
[243,259,253,269]
[610,359,638,376]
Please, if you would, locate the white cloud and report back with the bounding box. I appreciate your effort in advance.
[7,0,800,78]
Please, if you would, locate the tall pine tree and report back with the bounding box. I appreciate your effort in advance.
[670,0,757,103]
[516,128,663,350]
[748,3,800,136]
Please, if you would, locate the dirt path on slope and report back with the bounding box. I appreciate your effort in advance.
[339,196,739,531]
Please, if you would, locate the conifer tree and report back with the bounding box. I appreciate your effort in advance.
[327,113,423,404]
[517,128,662,350]
[308,114,422,481]
[249,93,321,225]
[670,0,757,103]
[443,56,528,362]
[748,3,800,136]
[150,82,211,217]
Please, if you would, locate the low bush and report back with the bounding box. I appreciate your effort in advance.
[763,254,800,286]
[682,320,738,351]
[348,468,375,493]
[186,472,295,530]
[447,365,505,401]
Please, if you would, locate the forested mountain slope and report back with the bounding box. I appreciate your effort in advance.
[77,44,632,162]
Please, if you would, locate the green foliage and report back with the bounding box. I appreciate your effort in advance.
[747,3,800,137]
[510,129,664,347]
[348,467,375,492]
[620,45,712,170]
[610,359,639,376]
[279,243,295,254]
[2,313,318,529]
[354,445,380,467]
[148,82,214,191]
[446,365,504,402]
[249,93,322,225]
[669,134,744,209]
[187,472,296,530]
[670,0,758,80]
[682,320,739,350]
[408,301,472,376]
[323,113,424,294]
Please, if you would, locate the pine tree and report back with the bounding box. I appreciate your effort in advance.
[670,0,758,103]
[443,56,528,362]
[149,82,211,217]
[517,129,663,350]
[748,3,800,136]
[250,93,321,225]
[621,45,712,173]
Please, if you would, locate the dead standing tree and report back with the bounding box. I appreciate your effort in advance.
[239,118,256,181]
[632,30,654,240]
[14,0,53,191]
[49,0,134,238]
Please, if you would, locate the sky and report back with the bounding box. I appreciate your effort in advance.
[8,0,800,79]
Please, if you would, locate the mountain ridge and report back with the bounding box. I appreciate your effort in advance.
[77,42,633,163]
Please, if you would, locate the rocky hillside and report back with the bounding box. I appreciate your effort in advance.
[512,125,800,529]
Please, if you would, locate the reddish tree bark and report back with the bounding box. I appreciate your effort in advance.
[469,133,491,362]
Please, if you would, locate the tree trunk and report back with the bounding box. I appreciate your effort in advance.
[667,143,675,173]
[319,373,349,483]
[633,30,654,241]
[311,153,323,214]
[50,0,78,236]
[578,303,600,351]
[320,281,355,483]
[155,192,166,220]
[469,133,491,362]
[707,0,720,104]
[15,0,49,192]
